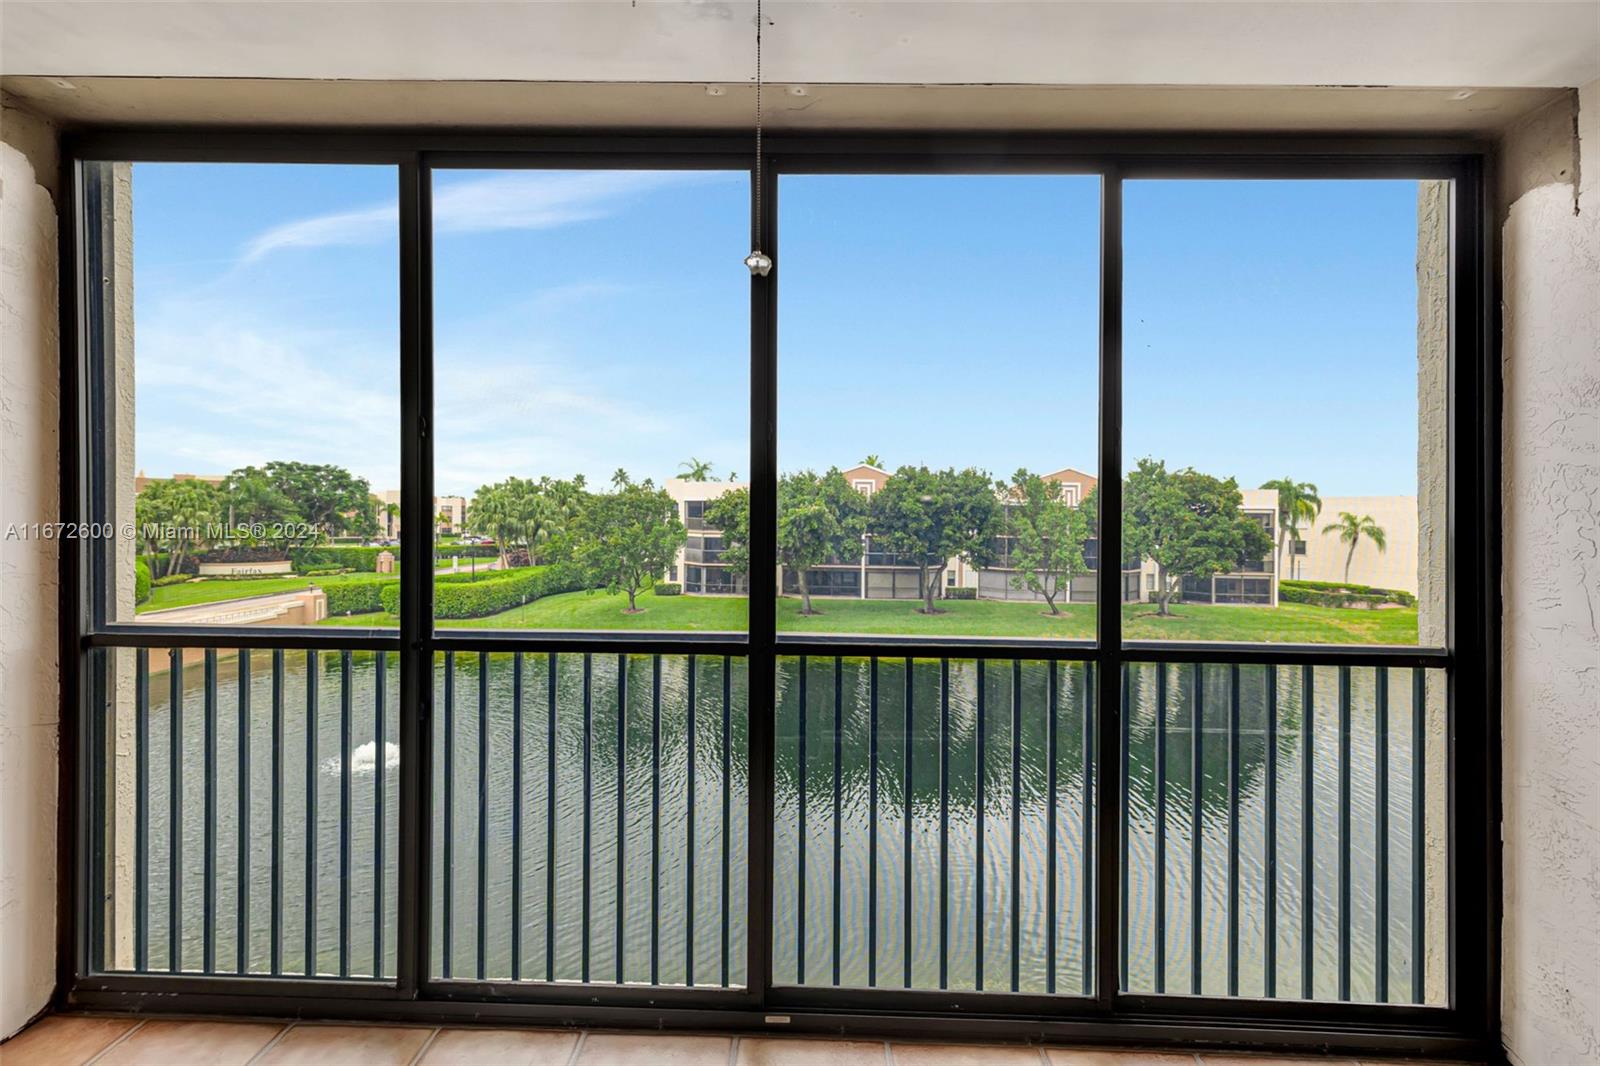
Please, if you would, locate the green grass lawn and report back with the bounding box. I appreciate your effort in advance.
[139,569,398,613]
[321,590,1417,644]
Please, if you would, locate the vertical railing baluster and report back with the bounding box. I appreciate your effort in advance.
[905,657,915,990]
[1119,664,1130,993]
[686,656,697,988]
[615,654,627,985]
[1412,667,1426,1005]
[135,649,149,973]
[270,649,283,976]
[1046,661,1058,994]
[651,655,662,987]
[797,656,808,985]
[374,651,387,980]
[237,650,251,974]
[1227,664,1240,997]
[1264,664,1278,998]
[441,651,453,980]
[1190,662,1203,996]
[937,658,949,991]
[477,652,489,982]
[1082,661,1095,997]
[546,653,558,984]
[203,648,217,974]
[1154,664,1167,994]
[835,657,846,989]
[581,653,592,983]
[975,659,985,992]
[1338,665,1352,1002]
[1375,667,1390,1003]
[1010,659,1022,993]
[511,652,523,982]
[1301,665,1315,1000]
[305,649,318,977]
[340,650,353,978]
[170,648,182,974]
[868,656,879,987]
[721,656,731,989]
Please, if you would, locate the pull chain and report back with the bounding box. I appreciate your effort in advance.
[744,0,773,277]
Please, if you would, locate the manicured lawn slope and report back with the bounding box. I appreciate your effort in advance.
[139,569,398,613]
[323,591,1417,644]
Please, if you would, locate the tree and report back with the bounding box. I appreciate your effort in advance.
[869,466,999,615]
[679,457,715,481]
[1259,477,1322,580]
[702,487,751,579]
[574,472,686,612]
[260,461,376,540]
[860,455,883,469]
[136,477,223,576]
[1003,469,1091,616]
[219,466,300,547]
[1322,511,1387,584]
[383,501,400,538]
[1123,459,1274,617]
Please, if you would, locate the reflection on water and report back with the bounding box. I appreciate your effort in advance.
[111,652,1440,1004]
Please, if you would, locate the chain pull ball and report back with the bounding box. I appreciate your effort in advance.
[745,0,772,277]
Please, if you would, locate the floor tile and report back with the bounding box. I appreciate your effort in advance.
[892,1042,1043,1066]
[0,1016,138,1066]
[1045,1051,1197,1066]
[93,1020,284,1066]
[253,1024,433,1066]
[737,1037,889,1065]
[576,1033,734,1065]
[419,1027,580,1066]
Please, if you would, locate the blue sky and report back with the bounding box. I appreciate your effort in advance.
[133,165,1423,499]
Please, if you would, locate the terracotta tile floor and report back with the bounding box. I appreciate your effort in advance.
[0,1014,1480,1066]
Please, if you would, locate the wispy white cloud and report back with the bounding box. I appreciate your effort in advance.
[240,170,726,263]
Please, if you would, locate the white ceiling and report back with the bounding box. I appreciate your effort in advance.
[3,1,1597,89]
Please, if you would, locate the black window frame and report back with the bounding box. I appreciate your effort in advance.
[56,128,1497,1059]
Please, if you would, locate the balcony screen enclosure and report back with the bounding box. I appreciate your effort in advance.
[59,132,1497,1057]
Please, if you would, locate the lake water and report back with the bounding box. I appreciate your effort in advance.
[109,649,1442,1004]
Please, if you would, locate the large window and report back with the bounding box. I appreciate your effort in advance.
[66,136,1491,1057]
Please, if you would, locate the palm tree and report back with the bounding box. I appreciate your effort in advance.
[860,454,883,469]
[1260,478,1321,580]
[679,458,714,481]
[1322,511,1387,584]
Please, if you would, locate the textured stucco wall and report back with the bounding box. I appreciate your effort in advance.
[0,100,60,1039]
[1500,82,1600,1066]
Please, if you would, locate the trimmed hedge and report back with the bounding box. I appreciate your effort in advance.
[135,559,151,604]
[654,583,681,597]
[291,545,397,573]
[197,545,289,564]
[145,552,198,577]
[378,562,590,619]
[322,576,396,617]
[943,586,977,600]
[152,574,193,588]
[1279,579,1416,609]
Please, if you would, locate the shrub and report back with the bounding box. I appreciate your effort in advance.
[322,576,395,616]
[197,545,290,564]
[152,574,193,588]
[291,545,400,573]
[943,586,977,600]
[301,567,351,577]
[654,583,681,597]
[379,562,591,619]
[145,552,198,577]
[1279,579,1414,610]
[134,559,151,604]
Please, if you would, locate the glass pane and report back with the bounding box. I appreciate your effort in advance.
[95,645,399,978]
[1123,180,1447,646]
[775,174,1101,640]
[90,162,401,629]
[430,169,748,634]
[431,652,749,986]
[774,656,1096,995]
[1118,662,1447,1004]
